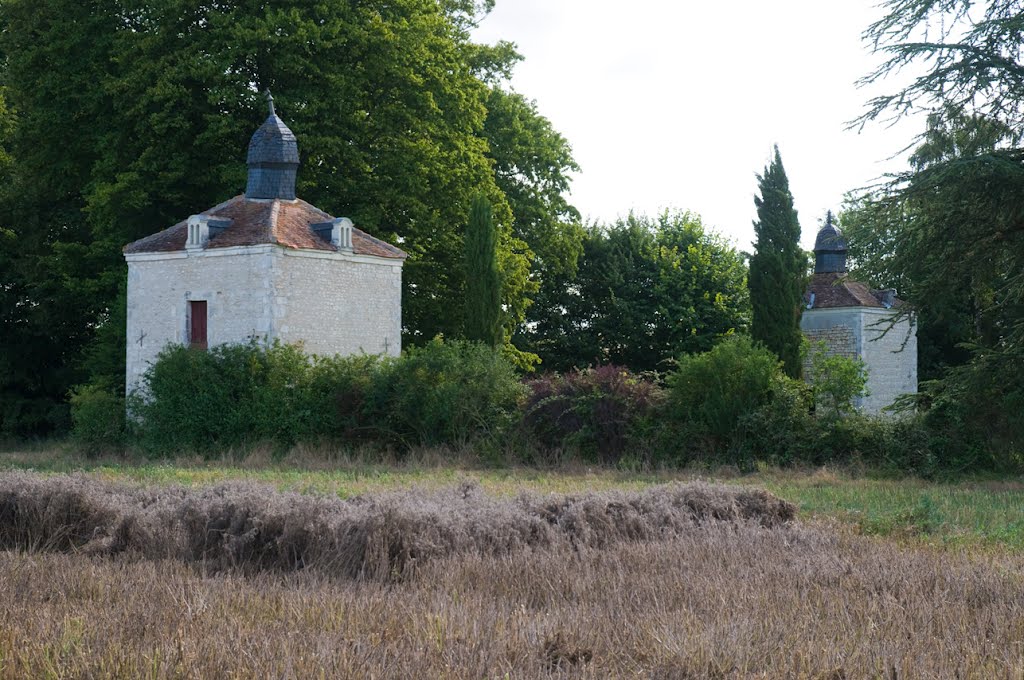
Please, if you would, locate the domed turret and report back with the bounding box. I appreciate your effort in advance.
[245,91,300,200]
[813,210,847,273]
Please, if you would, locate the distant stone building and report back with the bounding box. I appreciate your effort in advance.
[123,94,406,394]
[801,213,917,414]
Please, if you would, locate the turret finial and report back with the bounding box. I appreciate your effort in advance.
[246,91,299,200]
[825,210,834,228]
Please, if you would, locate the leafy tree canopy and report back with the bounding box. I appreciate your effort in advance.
[520,212,750,374]
[859,0,1024,129]
[849,0,1024,455]
[0,0,577,436]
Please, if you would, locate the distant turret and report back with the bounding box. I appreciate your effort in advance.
[813,210,847,274]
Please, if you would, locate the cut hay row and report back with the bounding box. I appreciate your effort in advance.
[0,471,794,580]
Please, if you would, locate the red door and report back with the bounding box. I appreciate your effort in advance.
[190,300,208,349]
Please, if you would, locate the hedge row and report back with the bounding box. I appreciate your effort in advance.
[71,337,995,476]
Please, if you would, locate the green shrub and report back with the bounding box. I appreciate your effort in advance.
[132,339,521,455]
[310,353,384,443]
[364,339,525,448]
[805,342,869,419]
[69,383,125,454]
[665,335,782,463]
[521,365,665,465]
[735,375,816,466]
[132,341,376,454]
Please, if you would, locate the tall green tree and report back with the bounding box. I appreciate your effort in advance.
[0,0,577,435]
[851,0,1024,458]
[748,146,805,379]
[523,212,749,373]
[858,0,1024,130]
[464,194,501,346]
[480,88,582,360]
[482,87,583,280]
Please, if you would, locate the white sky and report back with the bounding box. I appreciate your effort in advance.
[472,0,923,251]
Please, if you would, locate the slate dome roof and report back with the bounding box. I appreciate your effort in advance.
[246,113,299,165]
[814,211,847,252]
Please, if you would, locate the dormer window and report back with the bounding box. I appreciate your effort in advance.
[312,217,354,252]
[186,216,231,249]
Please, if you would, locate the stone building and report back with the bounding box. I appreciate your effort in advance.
[123,95,406,394]
[801,213,917,414]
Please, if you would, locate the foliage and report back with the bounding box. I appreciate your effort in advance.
[463,194,502,346]
[858,0,1024,129]
[521,366,664,465]
[134,342,321,453]
[748,146,806,379]
[665,335,783,463]
[522,212,749,373]
[131,338,524,454]
[365,338,526,448]
[805,342,869,419]
[0,0,574,437]
[483,86,584,281]
[734,375,817,466]
[69,384,126,454]
[916,357,1024,471]
[842,111,1016,380]
[851,0,1024,461]
[843,112,1024,455]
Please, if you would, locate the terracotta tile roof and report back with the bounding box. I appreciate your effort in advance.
[123,195,407,260]
[806,272,896,309]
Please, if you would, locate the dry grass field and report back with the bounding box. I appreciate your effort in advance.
[1,451,1024,678]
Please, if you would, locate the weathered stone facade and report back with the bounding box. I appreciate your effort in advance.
[125,245,402,393]
[800,307,917,413]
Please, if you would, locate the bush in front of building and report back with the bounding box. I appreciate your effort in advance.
[363,338,527,449]
[129,338,525,455]
[520,365,665,466]
[663,335,784,466]
[131,341,306,453]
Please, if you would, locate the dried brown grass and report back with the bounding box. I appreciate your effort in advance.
[1,521,1022,678]
[0,471,793,580]
[3,472,1023,677]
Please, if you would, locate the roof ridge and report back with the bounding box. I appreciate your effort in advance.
[203,194,244,216]
[268,199,281,244]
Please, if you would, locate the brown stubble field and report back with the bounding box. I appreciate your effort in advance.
[1,472,1023,678]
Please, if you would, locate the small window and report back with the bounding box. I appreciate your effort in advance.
[189,300,208,349]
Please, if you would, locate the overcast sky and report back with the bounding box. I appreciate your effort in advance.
[472,0,923,251]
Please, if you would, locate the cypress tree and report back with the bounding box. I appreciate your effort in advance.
[464,194,502,347]
[749,145,806,378]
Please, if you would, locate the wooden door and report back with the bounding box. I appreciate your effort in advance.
[189,300,208,349]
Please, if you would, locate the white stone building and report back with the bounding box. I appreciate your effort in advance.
[123,96,406,394]
[801,214,917,414]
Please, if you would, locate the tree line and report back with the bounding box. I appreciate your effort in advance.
[0,0,749,437]
[3,0,1022,467]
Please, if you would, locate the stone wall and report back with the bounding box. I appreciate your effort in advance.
[800,306,918,415]
[274,250,402,358]
[802,324,856,365]
[125,244,403,394]
[859,309,917,414]
[125,246,277,395]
